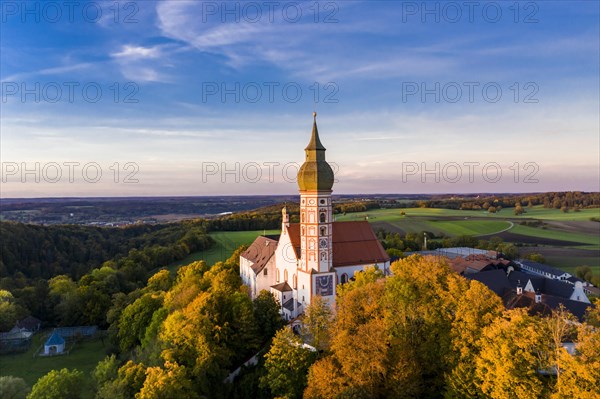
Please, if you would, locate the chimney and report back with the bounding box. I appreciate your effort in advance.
[535,289,542,303]
[516,280,523,295]
[507,265,514,277]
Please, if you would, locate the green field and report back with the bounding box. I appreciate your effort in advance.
[0,333,109,395]
[510,224,600,249]
[336,205,600,222]
[167,229,279,272]
[337,205,599,273]
[161,205,599,283]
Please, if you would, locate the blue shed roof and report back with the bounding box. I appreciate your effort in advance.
[45,331,65,346]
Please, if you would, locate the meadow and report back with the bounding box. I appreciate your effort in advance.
[1,333,108,395]
[167,229,280,272]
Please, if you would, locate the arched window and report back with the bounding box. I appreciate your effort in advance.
[341,273,348,284]
[293,274,297,289]
[320,213,326,223]
[284,269,288,282]
[320,227,326,236]
[276,268,280,282]
[301,212,305,222]
[301,226,305,236]
[309,239,315,250]
[320,252,327,261]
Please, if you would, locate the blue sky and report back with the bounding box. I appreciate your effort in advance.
[1,0,599,197]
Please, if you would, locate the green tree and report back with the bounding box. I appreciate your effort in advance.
[575,265,593,282]
[253,290,284,341]
[93,355,119,396]
[0,290,27,331]
[260,327,317,399]
[118,292,164,352]
[0,376,30,399]
[27,369,83,399]
[302,296,332,350]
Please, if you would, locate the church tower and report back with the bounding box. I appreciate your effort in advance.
[297,112,334,274]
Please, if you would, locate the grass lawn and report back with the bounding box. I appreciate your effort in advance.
[0,332,109,395]
[167,229,279,272]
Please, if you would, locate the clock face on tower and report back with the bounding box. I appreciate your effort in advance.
[319,239,327,248]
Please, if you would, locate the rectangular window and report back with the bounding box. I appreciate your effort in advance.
[264,269,268,276]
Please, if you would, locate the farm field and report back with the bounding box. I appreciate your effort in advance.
[337,205,600,274]
[168,229,279,272]
[167,206,599,280]
[0,333,108,396]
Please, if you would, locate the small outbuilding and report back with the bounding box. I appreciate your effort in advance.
[44,331,65,355]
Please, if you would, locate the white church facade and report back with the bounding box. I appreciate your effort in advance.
[240,113,390,319]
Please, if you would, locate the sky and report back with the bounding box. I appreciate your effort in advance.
[1,0,599,197]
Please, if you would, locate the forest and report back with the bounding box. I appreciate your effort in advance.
[4,255,598,398]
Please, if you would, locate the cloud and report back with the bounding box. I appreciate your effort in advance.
[1,63,93,83]
[111,45,163,59]
[110,44,175,83]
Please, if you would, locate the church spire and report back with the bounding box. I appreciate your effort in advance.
[305,112,326,153]
[297,112,334,192]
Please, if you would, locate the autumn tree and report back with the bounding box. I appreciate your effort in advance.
[136,362,198,399]
[445,280,504,398]
[475,309,551,399]
[552,325,600,398]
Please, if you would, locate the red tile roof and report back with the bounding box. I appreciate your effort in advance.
[287,221,390,268]
[241,236,278,274]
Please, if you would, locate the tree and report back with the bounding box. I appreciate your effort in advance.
[575,266,593,282]
[93,355,119,395]
[118,292,164,352]
[136,362,198,399]
[584,297,600,327]
[475,309,551,399]
[445,280,504,398]
[260,327,317,399]
[253,290,284,342]
[0,376,30,399]
[514,206,524,215]
[0,290,27,331]
[496,243,518,259]
[546,306,577,380]
[524,253,546,263]
[488,206,496,213]
[386,248,404,258]
[302,296,332,351]
[27,369,83,399]
[552,325,600,399]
